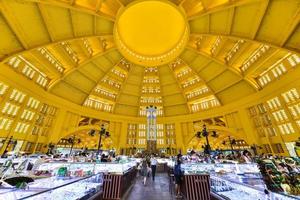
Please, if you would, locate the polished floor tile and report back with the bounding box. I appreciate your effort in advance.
[124,173,174,200]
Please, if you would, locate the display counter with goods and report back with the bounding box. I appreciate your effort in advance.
[34,160,137,176]
[0,173,104,200]
[180,162,300,200]
[257,158,300,197]
[0,158,137,200]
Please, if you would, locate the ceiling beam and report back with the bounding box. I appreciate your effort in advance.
[135,64,145,116]
[93,16,97,35]
[115,0,125,8]
[70,0,76,6]
[84,62,120,103]
[69,9,76,38]
[160,65,188,114]
[249,0,269,40]
[190,32,300,56]
[199,0,208,10]
[179,0,188,7]
[49,47,117,90]
[37,3,55,42]
[29,51,62,78]
[77,69,98,84]
[279,7,300,47]
[227,7,235,35]
[205,67,227,83]
[95,0,102,12]
[244,49,280,77]
[63,80,90,96]
[0,1,29,49]
[214,78,243,94]
[0,35,113,65]
[175,57,223,109]
[186,46,242,78]
[186,46,260,90]
[114,61,133,113]
[188,0,262,20]
[24,0,115,21]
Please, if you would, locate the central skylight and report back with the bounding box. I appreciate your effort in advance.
[114,0,189,66]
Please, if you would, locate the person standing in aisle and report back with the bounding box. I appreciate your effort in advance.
[174,154,184,198]
[141,158,148,186]
[150,154,158,181]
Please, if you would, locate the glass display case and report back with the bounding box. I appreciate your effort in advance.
[0,173,103,200]
[180,162,300,200]
[211,175,299,200]
[181,163,260,175]
[35,161,137,175]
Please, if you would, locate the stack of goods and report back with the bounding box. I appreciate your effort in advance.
[34,170,51,176]
[257,158,300,195]
[72,169,93,177]
[57,167,69,177]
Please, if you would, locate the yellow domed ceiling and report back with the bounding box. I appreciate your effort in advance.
[0,0,300,118]
[115,0,189,66]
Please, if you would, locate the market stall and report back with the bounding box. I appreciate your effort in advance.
[0,171,103,200]
[0,158,137,200]
[180,162,300,200]
[33,160,137,200]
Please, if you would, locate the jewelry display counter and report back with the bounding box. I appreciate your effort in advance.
[181,163,300,200]
[0,173,103,200]
[34,161,138,199]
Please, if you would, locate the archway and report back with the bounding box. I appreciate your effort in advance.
[56,125,115,151]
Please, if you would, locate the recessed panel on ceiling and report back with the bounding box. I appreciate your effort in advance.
[198,62,225,81]
[216,81,255,104]
[70,11,94,37]
[79,62,105,82]
[180,49,198,63]
[2,0,50,47]
[189,55,212,73]
[231,2,261,38]
[114,104,138,116]
[189,15,209,33]
[92,56,115,72]
[208,71,241,92]
[164,104,188,116]
[38,5,73,40]
[0,14,23,59]
[163,94,186,106]
[286,25,300,51]
[105,51,122,63]
[256,0,299,44]
[51,81,87,104]
[121,84,140,96]
[117,93,139,105]
[64,71,96,93]
[96,18,114,34]
[161,84,181,96]
[210,9,233,34]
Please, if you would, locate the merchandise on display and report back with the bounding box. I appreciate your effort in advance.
[257,158,300,196]
[34,160,137,175]
[179,162,300,200]
[0,173,103,200]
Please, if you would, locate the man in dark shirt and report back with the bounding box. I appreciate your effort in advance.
[174,154,184,198]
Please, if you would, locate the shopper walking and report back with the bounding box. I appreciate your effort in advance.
[174,154,184,198]
[150,154,158,181]
[141,158,148,185]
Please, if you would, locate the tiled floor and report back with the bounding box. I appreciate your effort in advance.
[124,173,174,200]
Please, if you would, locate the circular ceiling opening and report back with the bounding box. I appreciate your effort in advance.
[114,0,189,66]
